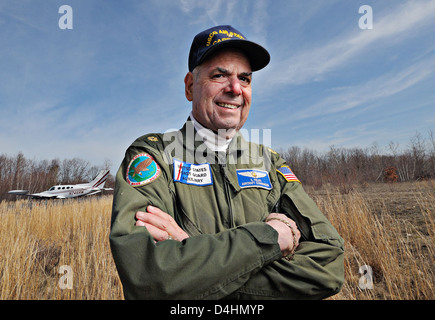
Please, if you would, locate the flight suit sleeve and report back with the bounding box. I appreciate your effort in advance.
[109,141,283,300]
[229,160,345,300]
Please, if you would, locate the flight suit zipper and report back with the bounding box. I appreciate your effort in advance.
[218,156,235,228]
[273,197,281,213]
[220,163,234,227]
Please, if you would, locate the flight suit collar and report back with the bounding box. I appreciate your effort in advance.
[177,117,249,159]
[175,118,272,192]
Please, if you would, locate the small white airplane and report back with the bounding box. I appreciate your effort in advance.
[8,169,113,199]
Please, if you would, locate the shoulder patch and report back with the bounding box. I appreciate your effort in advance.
[126,153,161,187]
[277,165,301,184]
[147,136,159,142]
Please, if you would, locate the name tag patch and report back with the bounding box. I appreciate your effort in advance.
[173,159,213,186]
[236,169,272,190]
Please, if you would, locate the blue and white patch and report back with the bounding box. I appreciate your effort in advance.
[236,169,272,190]
[173,159,213,186]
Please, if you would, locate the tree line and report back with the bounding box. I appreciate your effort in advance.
[1,131,434,201]
[0,153,114,201]
[280,131,435,190]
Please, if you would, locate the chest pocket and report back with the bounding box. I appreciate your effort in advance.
[230,168,281,225]
[168,166,281,235]
[168,159,233,235]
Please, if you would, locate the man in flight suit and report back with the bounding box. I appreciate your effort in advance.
[110,25,344,299]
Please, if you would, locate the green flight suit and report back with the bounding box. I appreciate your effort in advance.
[109,119,344,300]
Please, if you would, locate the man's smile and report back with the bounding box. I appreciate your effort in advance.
[216,102,241,109]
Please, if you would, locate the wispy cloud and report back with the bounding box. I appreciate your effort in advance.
[264,51,435,127]
[263,0,435,86]
[248,0,268,45]
[178,0,269,41]
[1,0,434,171]
[303,55,434,118]
[179,0,233,26]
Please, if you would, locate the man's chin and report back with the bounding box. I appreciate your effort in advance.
[216,127,238,139]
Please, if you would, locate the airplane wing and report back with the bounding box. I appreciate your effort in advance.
[8,190,31,196]
[9,190,61,199]
[86,190,102,196]
[29,193,58,199]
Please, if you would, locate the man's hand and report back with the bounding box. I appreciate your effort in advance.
[136,206,189,242]
[135,206,300,257]
[265,213,301,258]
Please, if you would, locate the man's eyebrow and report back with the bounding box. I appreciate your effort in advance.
[215,67,252,77]
[215,67,229,74]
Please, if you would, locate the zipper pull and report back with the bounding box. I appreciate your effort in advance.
[273,198,281,213]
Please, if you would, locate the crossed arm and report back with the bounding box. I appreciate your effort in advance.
[112,195,344,299]
[135,205,301,258]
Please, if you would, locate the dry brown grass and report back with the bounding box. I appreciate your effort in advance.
[0,196,122,299]
[0,182,433,300]
[308,181,435,300]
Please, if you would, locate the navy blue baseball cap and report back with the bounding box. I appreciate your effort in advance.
[188,25,270,72]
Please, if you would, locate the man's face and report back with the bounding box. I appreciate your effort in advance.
[185,49,252,137]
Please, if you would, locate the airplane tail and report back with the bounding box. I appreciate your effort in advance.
[88,169,110,189]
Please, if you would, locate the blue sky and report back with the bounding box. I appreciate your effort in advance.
[1,0,434,175]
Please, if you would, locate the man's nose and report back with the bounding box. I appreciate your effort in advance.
[224,77,242,96]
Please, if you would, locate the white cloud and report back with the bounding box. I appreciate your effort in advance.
[2,0,434,168]
[179,0,229,25]
[262,50,435,131]
[263,0,435,86]
[297,53,435,119]
[248,0,268,44]
[177,0,269,41]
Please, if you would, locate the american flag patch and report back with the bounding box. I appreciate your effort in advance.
[277,165,300,183]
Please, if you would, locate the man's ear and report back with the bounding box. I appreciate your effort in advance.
[184,72,194,102]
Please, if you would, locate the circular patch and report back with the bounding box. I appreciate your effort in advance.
[126,153,161,187]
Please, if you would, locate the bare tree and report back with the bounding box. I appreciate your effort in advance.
[409,132,427,179]
[2,131,435,201]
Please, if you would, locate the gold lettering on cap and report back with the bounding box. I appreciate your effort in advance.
[206,31,218,47]
[206,29,245,47]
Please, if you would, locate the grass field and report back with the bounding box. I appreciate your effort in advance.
[0,181,433,300]
[0,196,122,299]
[310,181,434,299]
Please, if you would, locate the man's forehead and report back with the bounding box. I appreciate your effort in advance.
[201,49,252,72]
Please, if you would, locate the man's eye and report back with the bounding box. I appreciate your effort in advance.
[239,76,251,84]
[212,74,224,79]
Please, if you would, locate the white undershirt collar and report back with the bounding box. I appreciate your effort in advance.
[189,112,232,152]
